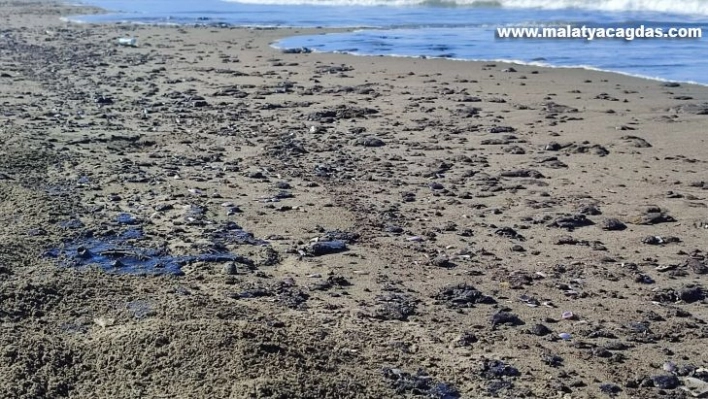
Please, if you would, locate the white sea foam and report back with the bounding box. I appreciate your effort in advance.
[225,0,708,16]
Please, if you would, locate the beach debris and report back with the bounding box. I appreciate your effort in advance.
[494,227,525,241]
[499,169,544,179]
[258,247,281,267]
[281,46,312,54]
[486,380,513,396]
[427,383,461,399]
[232,288,272,300]
[651,285,705,303]
[480,359,519,394]
[231,280,310,309]
[561,311,575,320]
[528,323,552,336]
[504,145,525,154]
[319,229,360,243]
[600,218,626,231]
[541,353,563,367]
[116,37,137,47]
[577,204,602,215]
[620,135,652,148]
[655,264,678,272]
[543,102,578,114]
[545,141,565,151]
[183,204,207,224]
[385,225,404,234]
[505,271,534,288]
[518,293,539,307]
[558,332,572,340]
[547,214,593,230]
[538,156,568,169]
[634,274,655,284]
[309,274,351,291]
[553,235,606,250]
[429,181,444,190]
[642,235,680,245]
[304,240,348,256]
[681,377,708,397]
[223,262,239,275]
[599,383,621,396]
[433,283,496,308]
[381,367,460,398]
[574,143,610,156]
[429,255,454,268]
[212,222,269,246]
[115,213,140,225]
[679,286,706,302]
[306,105,378,122]
[491,311,523,329]
[481,138,514,146]
[686,257,708,274]
[452,331,478,347]
[489,126,516,134]
[374,293,418,321]
[353,136,385,147]
[662,361,677,373]
[671,103,708,115]
[695,219,708,229]
[632,206,675,225]
[93,95,114,106]
[481,359,520,379]
[275,281,309,309]
[317,65,357,77]
[626,321,651,334]
[651,374,679,389]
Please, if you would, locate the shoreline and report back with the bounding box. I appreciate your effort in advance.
[2,1,708,398]
[270,43,708,87]
[64,4,708,88]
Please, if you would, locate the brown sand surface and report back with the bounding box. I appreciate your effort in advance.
[2,1,708,398]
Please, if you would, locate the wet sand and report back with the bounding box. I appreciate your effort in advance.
[2,1,708,398]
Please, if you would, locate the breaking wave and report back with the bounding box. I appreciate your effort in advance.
[223,0,708,16]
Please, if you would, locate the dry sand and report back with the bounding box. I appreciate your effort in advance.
[2,1,708,398]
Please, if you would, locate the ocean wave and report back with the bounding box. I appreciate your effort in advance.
[223,0,708,16]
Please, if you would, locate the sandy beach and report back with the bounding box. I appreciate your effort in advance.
[2,1,708,398]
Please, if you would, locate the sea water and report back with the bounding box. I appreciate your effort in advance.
[72,0,708,84]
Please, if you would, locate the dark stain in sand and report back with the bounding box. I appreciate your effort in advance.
[45,219,263,275]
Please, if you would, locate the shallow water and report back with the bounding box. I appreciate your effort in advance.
[74,0,708,83]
